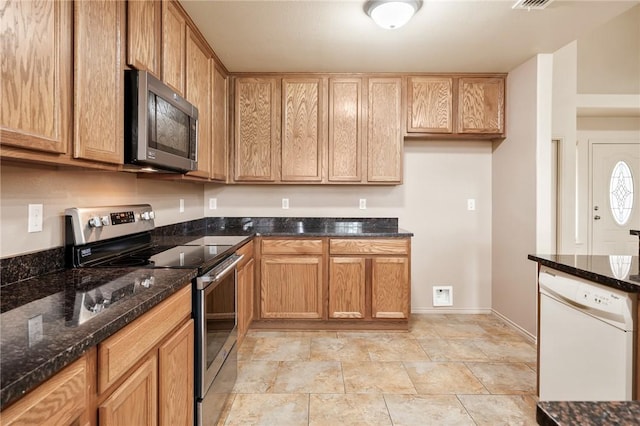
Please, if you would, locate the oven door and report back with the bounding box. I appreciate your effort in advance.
[195,255,242,398]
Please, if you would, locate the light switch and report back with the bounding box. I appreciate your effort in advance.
[28,204,43,233]
[282,198,289,209]
[467,199,476,211]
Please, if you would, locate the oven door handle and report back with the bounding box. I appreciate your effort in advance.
[196,254,244,290]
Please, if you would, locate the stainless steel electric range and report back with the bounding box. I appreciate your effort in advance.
[65,204,247,426]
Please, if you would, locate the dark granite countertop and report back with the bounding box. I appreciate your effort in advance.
[537,401,640,425]
[528,254,640,293]
[0,267,196,410]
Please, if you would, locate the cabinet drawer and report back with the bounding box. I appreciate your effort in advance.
[97,285,191,394]
[261,239,323,255]
[330,239,409,255]
[1,356,86,426]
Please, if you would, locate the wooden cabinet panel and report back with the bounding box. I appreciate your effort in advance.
[238,258,255,342]
[367,78,403,183]
[281,78,323,182]
[73,0,124,165]
[97,286,191,393]
[234,78,279,182]
[457,77,505,134]
[99,356,158,426]
[0,356,86,426]
[211,65,229,182]
[371,257,409,319]
[329,239,409,255]
[1,0,72,155]
[329,257,366,319]
[126,0,161,77]
[185,27,211,179]
[261,256,323,319]
[407,76,453,133]
[261,238,323,255]
[328,78,362,182]
[161,0,186,96]
[159,319,194,426]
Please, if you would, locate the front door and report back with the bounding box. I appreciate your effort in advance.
[590,142,640,254]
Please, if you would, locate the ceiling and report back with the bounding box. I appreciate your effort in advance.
[179,0,638,74]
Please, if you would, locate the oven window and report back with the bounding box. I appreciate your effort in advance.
[147,93,190,158]
[204,272,236,370]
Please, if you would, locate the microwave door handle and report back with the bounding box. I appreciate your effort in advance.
[196,255,244,290]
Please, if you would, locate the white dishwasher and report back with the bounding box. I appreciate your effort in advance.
[538,267,637,401]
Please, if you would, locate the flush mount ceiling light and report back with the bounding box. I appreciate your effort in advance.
[365,0,422,30]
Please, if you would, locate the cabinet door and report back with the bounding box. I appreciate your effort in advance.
[159,320,194,426]
[162,0,186,96]
[1,0,72,155]
[99,356,158,426]
[234,78,279,182]
[371,257,409,319]
[74,0,124,165]
[407,77,453,133]
[281,78,323,182]
[261,255,323,319]
[127,0,161,77]
[238,258,255,341]
[328,78,362,182]
[329,257,366,319]
[367,78,403,183]
[457,77,505,134]
[211,64,229,182]
[185,27,211,179]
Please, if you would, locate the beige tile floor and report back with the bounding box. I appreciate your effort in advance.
[218,314,539,425]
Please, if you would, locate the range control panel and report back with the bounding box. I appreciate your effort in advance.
[65,204,155,245]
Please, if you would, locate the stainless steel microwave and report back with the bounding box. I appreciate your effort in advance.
[124,70,198,172]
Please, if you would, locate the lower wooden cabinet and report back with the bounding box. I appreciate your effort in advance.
[237,241,255,344]
[0,356,87,426]
[259,239,324,319]
[256,237,411,329]
[99,356,158,426]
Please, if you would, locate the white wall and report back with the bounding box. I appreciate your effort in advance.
[492,54,553,337]
[0,164,204,257]
[205,141,493,314]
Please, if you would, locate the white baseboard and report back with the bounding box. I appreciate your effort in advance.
[411,308,492,315]
[491,309,537,344]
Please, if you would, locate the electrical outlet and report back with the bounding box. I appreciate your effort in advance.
[359,199,367,209]
[209,198,217,210]
[282,198,289,209]
[28,315,43,346]
[467,198,476,211]
[28,204,43,233]
[179,199,185,213]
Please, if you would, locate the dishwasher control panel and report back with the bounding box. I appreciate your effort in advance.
[539,267,636,331]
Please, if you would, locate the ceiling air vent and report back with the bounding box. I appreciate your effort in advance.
[512,0,554,10]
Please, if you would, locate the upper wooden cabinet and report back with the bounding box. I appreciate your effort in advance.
[74,0,124,165]
[281,78,325,182]
[406,75,506,139]
[1,0,72,155]
[407,76,453,133]
[367,78,403,183]
[234,77,279,182]
[328,78,363,183]
[458,77,505,135]
[127,0,161,77]
[185,27,212,179]
[211,65,229,182]
[162,0,187,97]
